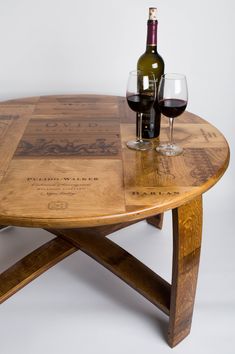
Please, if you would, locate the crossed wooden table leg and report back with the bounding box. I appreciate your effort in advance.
[0,196,202,347]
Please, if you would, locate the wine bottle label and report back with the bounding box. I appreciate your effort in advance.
[147,21,158,46]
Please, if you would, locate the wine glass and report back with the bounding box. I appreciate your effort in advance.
[156,73,188,156]
[126,70,156,151]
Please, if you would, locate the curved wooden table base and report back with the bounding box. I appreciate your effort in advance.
[0,202,201,347]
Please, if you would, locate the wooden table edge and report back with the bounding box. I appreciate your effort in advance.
[0,94,230,228]
[0,150,229,229]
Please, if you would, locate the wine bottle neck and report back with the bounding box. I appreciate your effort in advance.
[146,20,158,52]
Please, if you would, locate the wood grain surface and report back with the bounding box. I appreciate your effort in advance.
[0,95,229,228]
[49,226,171,315]
[168,196,203,347]
[0,237,77,303]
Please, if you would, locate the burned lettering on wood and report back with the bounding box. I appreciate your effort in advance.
[14,118,121,158]
[184,148,219,185]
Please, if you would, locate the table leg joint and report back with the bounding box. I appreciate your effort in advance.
[146,213,164,230]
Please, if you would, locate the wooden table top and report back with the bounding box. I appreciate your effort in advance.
[0,94,229,228]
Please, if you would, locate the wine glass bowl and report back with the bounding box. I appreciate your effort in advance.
[156,73,188,156]
[126,70,156,151]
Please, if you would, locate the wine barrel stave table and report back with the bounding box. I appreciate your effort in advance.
[0,95,229,347]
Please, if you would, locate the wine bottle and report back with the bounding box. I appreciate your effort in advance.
[137,7,164,139]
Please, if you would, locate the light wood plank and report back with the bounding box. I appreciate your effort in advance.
[168,196,203,347]
[49,227,171,315]
[0,237,77,303]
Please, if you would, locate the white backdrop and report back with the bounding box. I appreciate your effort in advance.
[0,1,234,354]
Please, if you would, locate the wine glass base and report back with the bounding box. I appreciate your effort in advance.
[126,140,152,151]
[156,143,183,156]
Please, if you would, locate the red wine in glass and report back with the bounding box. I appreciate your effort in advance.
[156,73,188,156]
[158,99,187,118]
[127,94,155,113]
[126,70,156,151]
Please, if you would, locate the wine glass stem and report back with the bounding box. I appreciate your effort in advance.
[138,112,144,143]
[169,117,174,146]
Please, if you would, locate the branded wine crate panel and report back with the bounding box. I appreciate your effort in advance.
[0,95,229,227]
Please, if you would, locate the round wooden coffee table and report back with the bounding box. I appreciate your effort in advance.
[0,95,229,347]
